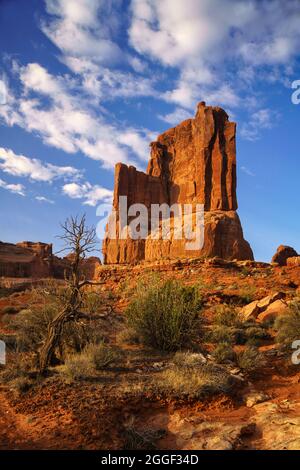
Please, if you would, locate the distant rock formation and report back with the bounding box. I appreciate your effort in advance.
[272,245,298,266]
[0,241,101,279]
[103,102,253,264]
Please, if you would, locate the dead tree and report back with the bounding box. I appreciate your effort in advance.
[39,215,99,374]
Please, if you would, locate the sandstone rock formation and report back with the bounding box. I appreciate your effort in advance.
[0,241,101,279]
[103,102,253,263]
[272,245,298,266]
[287,256,300,267]
[0,241,53,278]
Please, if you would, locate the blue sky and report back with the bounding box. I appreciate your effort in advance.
[0,0,299,261]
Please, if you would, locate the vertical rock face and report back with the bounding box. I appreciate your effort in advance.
[147,102,237,211]
[103,102,253,264]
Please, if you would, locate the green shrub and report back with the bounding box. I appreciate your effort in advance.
[214,305,242,327]
[87,342,120,370]
[5,307,55,352]
[208,325,239,344]
[0,353,35,384]
[83,291,103,316]
[5,303,103,359]
[238,286,257,305]
[116,327,141,345]
[274,300,300,349]
[210,305,269,346]
[212,343,236,363]
[245,325,269,343]
[236,346,264,373]
[61,352,95,382]
[60,342,119,382]
[126,279,202,351]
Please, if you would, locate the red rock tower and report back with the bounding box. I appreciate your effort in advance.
[103,102,253,263]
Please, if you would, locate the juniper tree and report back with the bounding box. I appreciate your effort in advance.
[39,215,100,373]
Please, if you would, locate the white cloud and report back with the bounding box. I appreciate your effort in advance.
[129,0,300,68]
[241,108,280,141]
[159,107,191,125]
[240,166,255,177]
[35,196,55,204]
[64,56,158,102]
[0,64,153,168]
[129,0,300,113]
[0,178,25,196]
[0,76,8,105]
[62,181,113,206]
[0,147,82,182]
[43,0,122,65]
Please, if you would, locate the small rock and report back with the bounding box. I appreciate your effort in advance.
[245,392,270,408]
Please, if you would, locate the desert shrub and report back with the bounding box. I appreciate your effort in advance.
[4,299,104,360]
[116,327,141,345]
[208,325,239,344]
[274,300,300,349]
[236,346,264,373]
[172,351,206,368]
[60,342,119,381]
[123,420,165,450]
[86,342,120,370]
[126,279,202,352]
[156,362,233,399]
[210,305,268,346]
[212,343,236,363]
[83,291,103,316]
[245,325,269,342]
[1,305,19,314]
[238,286,257,305]
[61,352,95,382]
[11,376,34,394]
[0,352,35,384]
[214,305,243,327]
[5,306,55,352]
[0,333,17,350]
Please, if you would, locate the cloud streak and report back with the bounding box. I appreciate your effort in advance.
[0,178,25,196]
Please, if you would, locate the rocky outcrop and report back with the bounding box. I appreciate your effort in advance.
[0,241,53,278]
[103,102,253,263]
[287,256,300,267]
[0,241,101,279]
[240,291,289,322]
[272,245,298,266]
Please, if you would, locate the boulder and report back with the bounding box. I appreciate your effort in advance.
[258,299,289,323]
[271,245,298,266]
[103,102,253,264]
[287,256,300,267]
[241,292,286,320]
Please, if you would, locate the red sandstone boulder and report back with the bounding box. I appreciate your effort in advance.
[271,245,298,266]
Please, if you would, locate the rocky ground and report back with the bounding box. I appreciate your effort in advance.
[0,257,300,450]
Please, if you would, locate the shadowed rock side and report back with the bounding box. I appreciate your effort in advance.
[103,102,253,264]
